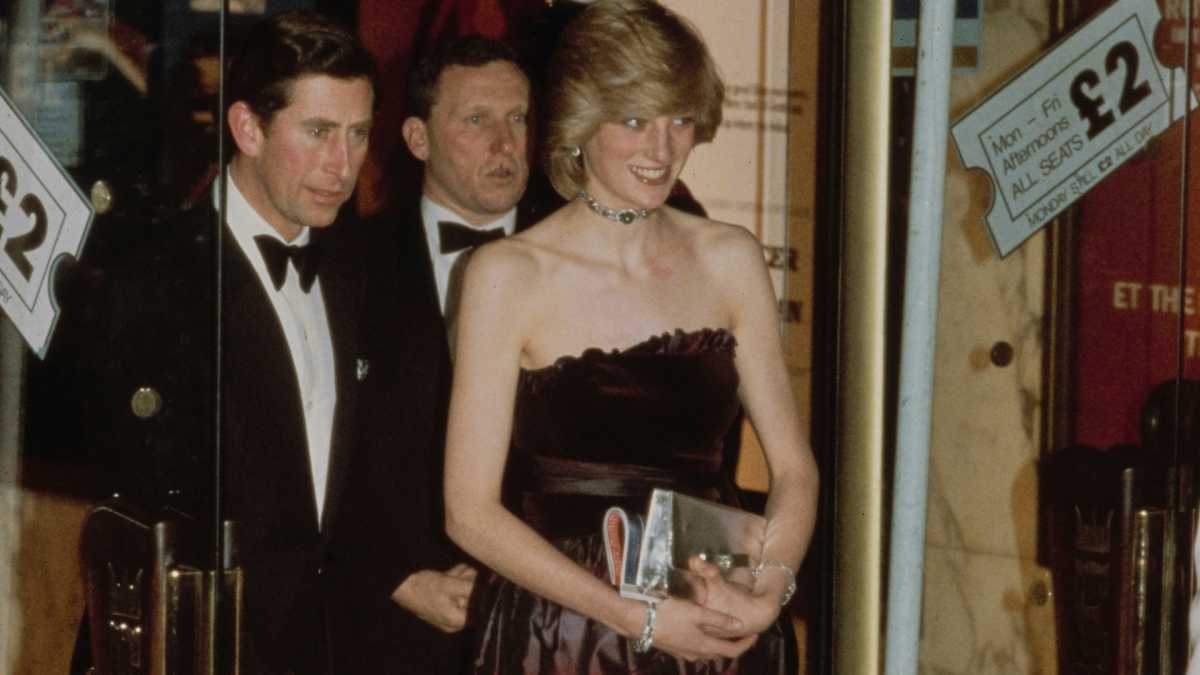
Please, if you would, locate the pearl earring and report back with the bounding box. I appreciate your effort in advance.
[571,146,582,158]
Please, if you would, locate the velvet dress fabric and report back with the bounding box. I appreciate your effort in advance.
[468,328,794,674]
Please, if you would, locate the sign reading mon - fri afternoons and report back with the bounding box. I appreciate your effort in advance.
[0,87,93,358]
[952,0,1194,257]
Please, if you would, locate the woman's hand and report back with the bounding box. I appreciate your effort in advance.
[685,557,783,639]
[643,597,757,662]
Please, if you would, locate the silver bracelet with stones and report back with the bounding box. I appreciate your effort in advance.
[632,600,658,654]
[752,560,798,607]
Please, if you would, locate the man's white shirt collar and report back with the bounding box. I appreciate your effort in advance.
[421,196,516,246]
[221,174,312,249]
[421,196,516,316]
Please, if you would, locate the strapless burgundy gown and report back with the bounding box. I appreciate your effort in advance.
[468,328,795,674]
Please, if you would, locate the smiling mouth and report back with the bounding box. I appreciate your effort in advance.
[631,166,668,183]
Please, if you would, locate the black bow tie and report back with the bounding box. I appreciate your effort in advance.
[438,220,506,254]
[254,235,319,292]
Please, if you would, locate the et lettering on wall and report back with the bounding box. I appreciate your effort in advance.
[1109,281,1200,358]
[1110,280,1200,315]
[1072,105,1200,447]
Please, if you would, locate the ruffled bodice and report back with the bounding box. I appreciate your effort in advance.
[470,328,794,674]
[505,328,742,539]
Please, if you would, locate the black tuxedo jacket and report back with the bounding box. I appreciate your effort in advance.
[221,214,367,674]
[337,193,546,673]
[338,197,462,674]
[90,197,383,674]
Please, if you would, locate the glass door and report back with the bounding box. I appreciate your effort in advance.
[0,0,255,671]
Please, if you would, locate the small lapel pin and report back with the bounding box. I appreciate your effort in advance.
[355,358,370,381]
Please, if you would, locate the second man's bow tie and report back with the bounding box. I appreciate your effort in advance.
[255,235,319,292]
[438,220,505,254]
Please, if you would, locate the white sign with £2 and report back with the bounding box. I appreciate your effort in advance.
[0,86,93,357]
[952,0,1194,257]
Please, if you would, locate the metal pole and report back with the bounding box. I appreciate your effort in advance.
[0,0,39,471]
[883,1,955,674]
[833,1,892,672]
[0,1,39,667]
[0,0,40,460]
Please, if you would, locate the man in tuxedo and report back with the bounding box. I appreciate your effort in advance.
[215,12,377,673]
[82,11,392,674]
[398,35,536,322]
[345,34,537,672]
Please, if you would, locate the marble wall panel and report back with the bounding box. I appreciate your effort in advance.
[926,206,1044,560]
[920,547,1056,675]
[921,1,1060,673]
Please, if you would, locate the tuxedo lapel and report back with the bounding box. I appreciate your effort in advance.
[220,235,321,531]
[442,249,473,352]
[411,202,450,344]
[379,200,452,437]
[312,222,363,543]
[515,194,543,234]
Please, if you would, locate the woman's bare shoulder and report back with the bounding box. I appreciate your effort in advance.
[457,236,547,321]
[467,234,542,292]
[488,208,580,272]
[458,215,569,351]
[672,210,764,268]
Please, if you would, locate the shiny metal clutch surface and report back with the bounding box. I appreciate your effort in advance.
[636,489,766,600]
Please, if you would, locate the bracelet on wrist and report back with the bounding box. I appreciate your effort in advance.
[631,600,658,654]
[752,560,798,607]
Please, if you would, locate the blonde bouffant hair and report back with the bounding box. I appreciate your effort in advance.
[544,0,725,200]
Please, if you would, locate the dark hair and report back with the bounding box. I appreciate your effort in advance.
[226,10,377,128]
[406,34,526,120]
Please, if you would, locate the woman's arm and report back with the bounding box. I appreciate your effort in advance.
[443,241,752,661]
[697,224,820,635]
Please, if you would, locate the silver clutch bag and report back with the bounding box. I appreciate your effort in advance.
[603,488,766,601]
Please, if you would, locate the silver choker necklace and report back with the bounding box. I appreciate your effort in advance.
[578,190,654,225]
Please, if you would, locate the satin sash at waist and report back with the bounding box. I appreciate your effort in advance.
[519,454,722,497]
[509,453,727,540]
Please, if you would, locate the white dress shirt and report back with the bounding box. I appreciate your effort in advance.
[222,175,337,523]
[421,196,516,316]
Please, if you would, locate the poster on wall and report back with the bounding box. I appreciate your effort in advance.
[658,0,810,330]
[656,0,816,488]
[1064,4,1200,452]
[1072,108,1200,450]
[951,0,1194,257]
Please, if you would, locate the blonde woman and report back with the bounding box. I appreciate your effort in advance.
[443,1,818,672]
